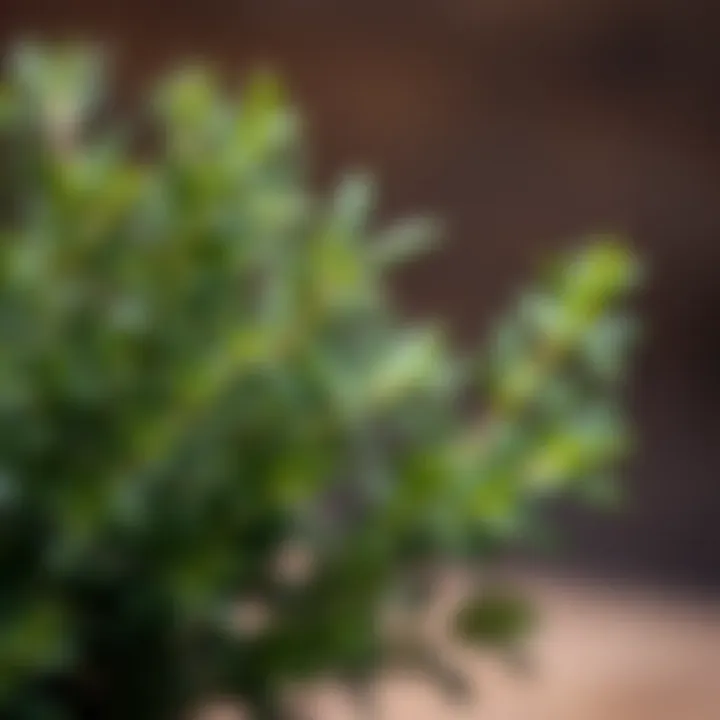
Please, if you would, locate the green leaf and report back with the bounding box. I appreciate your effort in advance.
[332,173,376,237]
[557,237,641,315]
[367,329,444,407]
[455,591,535,648]
[371,217,442,267]
[9,41,105,140]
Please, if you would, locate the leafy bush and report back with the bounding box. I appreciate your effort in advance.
[0,44,639,719]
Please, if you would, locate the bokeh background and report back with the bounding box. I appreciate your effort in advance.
[3,2,720,717]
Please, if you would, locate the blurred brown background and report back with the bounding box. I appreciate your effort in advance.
[3,0,719,590]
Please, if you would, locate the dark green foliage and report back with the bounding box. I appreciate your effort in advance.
[454,591,535,648]
[0,43,640,719]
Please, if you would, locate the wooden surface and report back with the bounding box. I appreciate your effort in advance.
[285,574,720,719]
